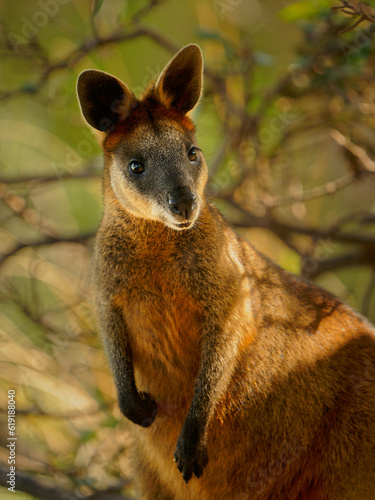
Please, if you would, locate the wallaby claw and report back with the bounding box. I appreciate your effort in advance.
[174,437,208,483]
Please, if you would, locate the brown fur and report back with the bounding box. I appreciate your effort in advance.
[77,45,375,499]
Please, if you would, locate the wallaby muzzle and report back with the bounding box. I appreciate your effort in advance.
[168,189,197,221]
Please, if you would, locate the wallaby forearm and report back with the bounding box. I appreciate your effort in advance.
[175,321,240,481]
[99,303,158,427]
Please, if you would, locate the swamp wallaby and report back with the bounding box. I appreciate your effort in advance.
[77,44,375,499]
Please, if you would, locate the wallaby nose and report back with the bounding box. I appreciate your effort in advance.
[168,192,197,220]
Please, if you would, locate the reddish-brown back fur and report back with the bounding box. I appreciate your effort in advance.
[77,45,375,499]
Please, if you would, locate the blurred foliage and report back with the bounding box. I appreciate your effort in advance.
[0,0,375,498]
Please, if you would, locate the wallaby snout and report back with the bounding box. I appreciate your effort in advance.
[168,189,197,221]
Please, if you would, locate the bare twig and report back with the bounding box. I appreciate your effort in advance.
[330,129,375,173]
[264,172,359,208]
[362,269,375,316]
[0,170,101,187]
[0,405,108,418]
[225,195,375,251]
[0,232,95,266]
[0,25,179,102]
[332,1,375,33]
[302,251,375,278]
[132,0,166,23]
[0,466,132,500]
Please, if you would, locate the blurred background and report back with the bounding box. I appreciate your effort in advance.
[1,0,375,498]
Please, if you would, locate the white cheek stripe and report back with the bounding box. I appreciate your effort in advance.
[109,158,163,222]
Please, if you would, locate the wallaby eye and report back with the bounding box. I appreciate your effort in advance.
[188,147,198,162]
[129,160,145,175]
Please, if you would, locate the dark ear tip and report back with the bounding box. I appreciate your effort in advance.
[77,69,134,131]
[179,44,203,60]
[77,69,96,81]
[183,43,202,51]
[77,69,102,93]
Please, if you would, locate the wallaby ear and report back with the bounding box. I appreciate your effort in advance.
[155,44,203,114]
[77,70,136,132]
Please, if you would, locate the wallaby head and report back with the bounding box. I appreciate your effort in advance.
[77,44,207,230]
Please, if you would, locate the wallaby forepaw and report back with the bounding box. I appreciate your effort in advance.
[138,391,159,427]
[119,391,158,427]
[174,438,208,483]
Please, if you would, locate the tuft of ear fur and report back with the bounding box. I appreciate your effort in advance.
[155,44,203,114]
[77,70,136,132]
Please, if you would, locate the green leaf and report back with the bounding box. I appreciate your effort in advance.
[81,430,97,442]
[92,0,104,17]
[195,28,223,41]
[125,0,149,20]
[104,414,120,428]
[279,1,330,22]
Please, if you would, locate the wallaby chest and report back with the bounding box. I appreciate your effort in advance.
[98,225,206,391]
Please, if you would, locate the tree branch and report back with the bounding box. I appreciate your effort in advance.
[0,233,95,266]
[302,251,375,278]
[264,172,360,208]
[0,466,132,500]
[0,169,101,186]
[0,25,179,102]
[332,1,375,33]
[362,268,375,316]
[224,196,375,248]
